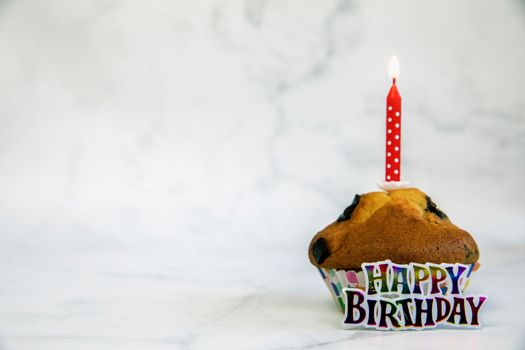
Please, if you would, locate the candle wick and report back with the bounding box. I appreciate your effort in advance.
[392,78,397,85]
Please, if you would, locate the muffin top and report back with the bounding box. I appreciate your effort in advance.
[308,188,479,270]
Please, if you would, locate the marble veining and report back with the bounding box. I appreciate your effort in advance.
[0,0,524,349]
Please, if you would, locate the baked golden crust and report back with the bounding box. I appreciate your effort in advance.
[308,188,479,269]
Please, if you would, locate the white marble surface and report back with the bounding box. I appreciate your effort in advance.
[0,0,524,349]
[0,243,524,350]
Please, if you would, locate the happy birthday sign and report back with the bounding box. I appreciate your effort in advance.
[342,260,487,330]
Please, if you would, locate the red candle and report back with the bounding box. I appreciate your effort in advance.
[385,56,401,182]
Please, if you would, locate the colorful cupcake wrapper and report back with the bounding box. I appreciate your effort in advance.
[318,262,480,312]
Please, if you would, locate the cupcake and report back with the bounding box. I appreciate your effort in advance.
[308,188,480,311]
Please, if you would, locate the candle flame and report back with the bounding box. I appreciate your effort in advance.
[389,56,400,81]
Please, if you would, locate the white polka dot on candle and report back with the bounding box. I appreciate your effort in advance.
[395,123,400,128]
[395,146,399,151]
[387,152,391,157]
[394,169,399,174]
[388,117,392,122]
[387,164,391,168]
[394,158,399,163]
[388,129,392,134]
[395,111,400,116]
[387,141,392,145]
[395,135,399,140]
[388,106,393,111]
[387,175,391,180]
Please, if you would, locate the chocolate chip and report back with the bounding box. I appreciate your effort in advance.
[312,238,330,264]
[425,195,447,219]
[337,194,361,222]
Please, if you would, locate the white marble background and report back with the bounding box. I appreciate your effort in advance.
[0,0,524,349]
